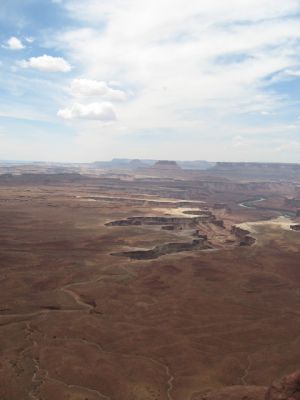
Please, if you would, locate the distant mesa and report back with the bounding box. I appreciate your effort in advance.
[129,159,144,167]
[211,162,300,179]
[214,162,300,171]
[152,160,181,170]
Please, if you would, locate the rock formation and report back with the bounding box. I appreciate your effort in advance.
[231,225,256,246]
[106,214,216,227]
[290,224,300,231]
[152,160,181,170]
[266,370,300,400]
[191,370,300,400]
[112,238,210,259]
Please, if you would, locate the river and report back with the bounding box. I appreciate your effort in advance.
[238,197,296,218]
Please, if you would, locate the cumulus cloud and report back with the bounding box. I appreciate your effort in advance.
[18,55,71,72]
[70,78,127,100]
[57,102,117,120]
[57,0,300,123]
[4,36,25,50]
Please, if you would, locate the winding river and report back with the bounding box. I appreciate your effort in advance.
[238,197,296,218]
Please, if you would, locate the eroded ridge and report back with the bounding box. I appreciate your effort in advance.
[105,214,215,227]
[112,238,210,260]
[231,226,256,246]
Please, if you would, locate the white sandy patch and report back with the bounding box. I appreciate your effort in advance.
[238,216,294,235]
[153,207,205,218]
[75,194,205,205]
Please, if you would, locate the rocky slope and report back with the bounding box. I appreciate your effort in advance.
[192,370,300,400]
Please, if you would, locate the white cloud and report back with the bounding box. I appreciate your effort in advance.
[4,0,300,162]
[25,37,35,43]
[47,0,300,161]
[284,69,300,77]
[57,1,300,120]
[70,78,127,100]
[4,36,25,50]
[18,55,72,72]
[57,102,117,120]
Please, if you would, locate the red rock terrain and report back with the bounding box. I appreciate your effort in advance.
[0,169,299,399]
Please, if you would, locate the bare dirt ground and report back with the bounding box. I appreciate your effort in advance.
[0,171,299,400]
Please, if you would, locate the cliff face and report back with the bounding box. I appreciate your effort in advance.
[191,370,300,400]
[266,370,300,400]
[113,238,210,260]
[106,214,216,227]
[231,225,256,246]
[290,224,300,231]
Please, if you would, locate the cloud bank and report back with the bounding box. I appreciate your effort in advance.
[70,78,127,100]
[18,55,72,72]
[57,102,117,120]
[2,0,300,162]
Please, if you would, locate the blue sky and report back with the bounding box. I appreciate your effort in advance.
[1,0,300,162]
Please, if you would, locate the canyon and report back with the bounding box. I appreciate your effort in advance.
[0,161,299,400]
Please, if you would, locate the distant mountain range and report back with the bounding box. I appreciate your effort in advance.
[92,158,215,170]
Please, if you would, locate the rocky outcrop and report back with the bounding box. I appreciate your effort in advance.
[231,226,250,237]
[212,219,225,228]
[112,238,210,260]
[266,370,300,400]
[231,226,256,246]
[190,370,300,400]
[106,216,193,226]
[192,231,208,240]
[161,225,182,231]
[106,214,216,227]
[239,235,256,246]
[290,224,300,231]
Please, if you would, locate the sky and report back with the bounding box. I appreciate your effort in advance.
[1,0,300,163]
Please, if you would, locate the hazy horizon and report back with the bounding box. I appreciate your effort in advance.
[1,0,300,163]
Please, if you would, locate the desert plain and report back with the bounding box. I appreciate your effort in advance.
[0,161,300,400]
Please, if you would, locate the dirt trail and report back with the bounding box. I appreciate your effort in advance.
[241,355,252,385]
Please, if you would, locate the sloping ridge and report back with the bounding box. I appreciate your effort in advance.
[191,370,300,400]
